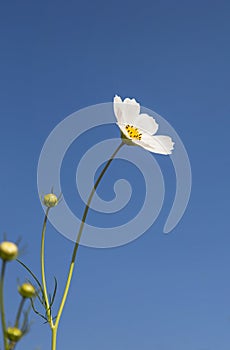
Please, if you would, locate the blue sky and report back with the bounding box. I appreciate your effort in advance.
[0,0,230,349]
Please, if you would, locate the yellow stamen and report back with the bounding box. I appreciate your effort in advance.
[125,125,142,140]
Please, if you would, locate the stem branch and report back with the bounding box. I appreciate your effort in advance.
[0,261,8,350]
[41,208,53,326]
[14,297,25,328]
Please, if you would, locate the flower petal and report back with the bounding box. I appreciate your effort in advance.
[133,113,159,135]
[113,95,123,123]
[122,98,140,121]
[134,133,174,154]
[113,95,140,124]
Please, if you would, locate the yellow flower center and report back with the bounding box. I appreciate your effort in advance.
[125,125,142,140]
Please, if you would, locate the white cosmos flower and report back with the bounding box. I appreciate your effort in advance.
[113,95,174,155]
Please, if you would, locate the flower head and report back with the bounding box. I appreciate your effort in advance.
[18,283,36,298]
[6,327,22,342]
[113,95,174,154]
[0,241,18,261]
[43,193,59,208]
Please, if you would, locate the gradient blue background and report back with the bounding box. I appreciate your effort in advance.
[0,0,229,349]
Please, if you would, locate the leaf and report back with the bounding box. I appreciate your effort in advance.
[30,298,48,323]
[50,277,58,308]
[16,259,43,292]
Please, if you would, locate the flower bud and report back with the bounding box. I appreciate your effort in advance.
[0,241,18,261]
[43,193,59,208]
[18,283,36,298]
[6,327,22,342]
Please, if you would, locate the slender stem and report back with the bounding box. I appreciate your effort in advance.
[0,261,8,350]
[8,342,16,350]
[53,141,124,342]
[51,327,57,350]
[14,297,25,328]
[40,207,53,326]
[7,297,26,350]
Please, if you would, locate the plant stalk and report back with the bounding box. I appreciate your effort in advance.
[0,261,8,350]
[52,141,124,349]
[14,297,26,328]
[40,207,53,326]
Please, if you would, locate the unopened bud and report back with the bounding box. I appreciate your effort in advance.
[6,327,22,342]
[0,241,18,261]
[18,283,36,298]
[43,193,59,208]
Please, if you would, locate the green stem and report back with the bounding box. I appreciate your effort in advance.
[40,207,53,326]
[6,297,26,350]
[51,327,57,350]
[52,141,124,349]
[14,297,25,328]
[8,342,16,350]
[0,261,8,350]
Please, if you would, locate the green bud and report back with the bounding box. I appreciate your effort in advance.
[43,193,59,208]
[0,241,18,261]
[6,327,22,342]
[18,283,36,298]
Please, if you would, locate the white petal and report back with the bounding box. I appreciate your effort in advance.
[133,113,159,135]
[113,95,123,123]
[113,96,140,124]
[123,98,140,121]
[139,133,174,154]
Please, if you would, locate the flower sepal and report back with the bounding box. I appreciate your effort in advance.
[120,130,137,146]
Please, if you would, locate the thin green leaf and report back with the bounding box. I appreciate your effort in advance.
[50,277,58,308]
[26,278,45,307]
[16,259,43,293]
[30,299,47,322]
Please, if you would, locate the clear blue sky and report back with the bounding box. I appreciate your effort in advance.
[0,0,230,349]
